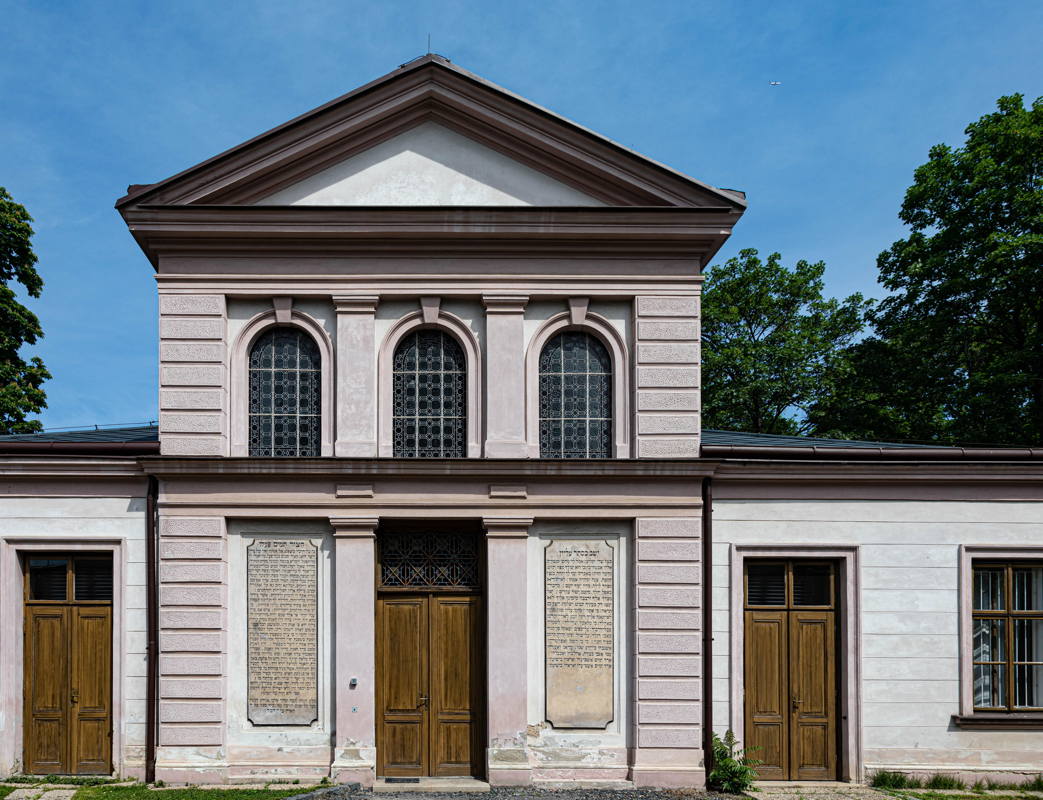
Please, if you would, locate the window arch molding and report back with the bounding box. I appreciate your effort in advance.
[525,311,629,458]
[378,309,482,458]
[230,310,335,457]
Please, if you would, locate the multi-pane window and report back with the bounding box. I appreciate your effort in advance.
[973,563,1043,711]
[248,327,321,457]
[392,329,466,458]
[538,331,612,458]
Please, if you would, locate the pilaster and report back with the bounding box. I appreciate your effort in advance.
[633,295,700,457]
[482,295,529,458]
[483,516,534,784]
[330,517,379,785]
[333,296,379,457]
[630,516,704,788]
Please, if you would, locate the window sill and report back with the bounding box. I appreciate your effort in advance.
[951,713,1043,730]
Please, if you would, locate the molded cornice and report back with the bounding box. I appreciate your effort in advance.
[121,205,740,269]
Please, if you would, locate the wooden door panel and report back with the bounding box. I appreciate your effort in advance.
[429,596,480,776]
[743,610,787,780]
[71,606,112,774]
[790,611,836,780]
[25,606,70,774]
[378,596,428,776]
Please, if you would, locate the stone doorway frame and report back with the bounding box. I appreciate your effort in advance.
[0,538,126,778]
[728,544,862,783]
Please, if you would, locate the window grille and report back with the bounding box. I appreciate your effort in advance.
[538,331,612,458]
[379,531,481,589]
[972,562,1043,711]
[248,327,321,457]
[392,329,467,458]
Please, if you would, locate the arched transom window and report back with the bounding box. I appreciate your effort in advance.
[539,331,612,458]
[393,329,467,458]
[248,327,321,457]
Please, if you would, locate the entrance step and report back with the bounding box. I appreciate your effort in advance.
[533,780,636,790]
[373,778,490,793]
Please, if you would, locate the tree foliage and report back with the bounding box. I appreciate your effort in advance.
[702,248,871,435]
[809,95,1043,445]
[0,187,50,433]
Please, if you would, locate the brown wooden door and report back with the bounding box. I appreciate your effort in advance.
[376,593,482,777]
[23,556,112,775]
[743,561,837,781]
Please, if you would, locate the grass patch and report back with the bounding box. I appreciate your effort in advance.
[871,771,924,789]
[4,776,119,786]
[924,775,967,790]
[75,784,317,800]
[0,787,17,800]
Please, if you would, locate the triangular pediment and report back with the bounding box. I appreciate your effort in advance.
[117,56,746,210]
[256,122,603,206]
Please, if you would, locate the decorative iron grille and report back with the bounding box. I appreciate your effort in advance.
[392,329,467,458]
[379,531,481,589]
[248,327,321,457]
[538,331,612,458]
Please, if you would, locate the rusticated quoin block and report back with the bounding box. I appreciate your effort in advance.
[158,725,222,746]
[160,679,223,699]
[160,702,222,723]
[638,633,701,654]
[638,679,701,700]
[159,294,225,316]
[638,564,701,584]
[638,586,700,607]
[162,517,223,538]
[637,727,700,748]
[160,655,222,675]
[638,656,700,677]
[637,518,700,538]
[160,318,225,339]
[636,296,699,317]
[638,540,700,561]
[160,540,224,560]
[160,632,223,652]
[160,585,222,606]
[160,562,223,583]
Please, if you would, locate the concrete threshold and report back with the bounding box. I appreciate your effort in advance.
[373,777,491,793]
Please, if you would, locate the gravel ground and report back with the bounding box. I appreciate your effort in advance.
[290,787,731,800]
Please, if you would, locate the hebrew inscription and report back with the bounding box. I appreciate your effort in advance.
[247,539,318,725]
[545,539,614,728]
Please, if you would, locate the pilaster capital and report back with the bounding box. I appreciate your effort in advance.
[329,516,380,537]
[332,295,380,314]
[482,294,529,313]
[483,516,534,538]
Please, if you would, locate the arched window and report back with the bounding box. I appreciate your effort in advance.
[393,329,467,458]
[539,331,612,458]
[248,327,321,457]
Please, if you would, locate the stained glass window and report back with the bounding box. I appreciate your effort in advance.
[248,327,321,457]
[393,329,467,458]
[539,331,612,458]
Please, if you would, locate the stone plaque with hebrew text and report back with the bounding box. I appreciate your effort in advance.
[545,539,614,728]
[247,539,318,725]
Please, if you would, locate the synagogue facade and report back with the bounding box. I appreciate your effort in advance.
[0,56,1041,788]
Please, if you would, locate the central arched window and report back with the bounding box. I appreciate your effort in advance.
[393,329,467,458]
[539,331,612,458]
[248,327,321,457]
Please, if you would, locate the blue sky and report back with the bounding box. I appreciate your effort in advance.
[2,0,1042,430]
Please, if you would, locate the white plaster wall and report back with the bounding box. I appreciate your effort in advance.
[525,521,630,772]
[711,498,1043,776]
[0,495,147,777]
[225,521,334,773]
[258,123,603,207]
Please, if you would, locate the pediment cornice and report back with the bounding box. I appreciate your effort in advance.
[116,56,747,212]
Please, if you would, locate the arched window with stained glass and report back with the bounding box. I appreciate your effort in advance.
[248,327,321,457]
[538,331,612,458]
[392,329,467,458]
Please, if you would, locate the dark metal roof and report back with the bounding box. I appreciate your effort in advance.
[0,424,159,443]
[701,429,938,449]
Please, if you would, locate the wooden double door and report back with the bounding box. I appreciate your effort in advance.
[23,556,113,775]
[744,560,838,781]
[376,593,483,777]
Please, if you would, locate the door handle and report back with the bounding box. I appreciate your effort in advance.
[418,694,428,707]
[71,689,79,706]
[791,695,800,711]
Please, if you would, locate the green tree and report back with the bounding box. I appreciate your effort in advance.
[0,187,50,433]
[809,95,1043,445]
[702,248,871,435]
